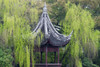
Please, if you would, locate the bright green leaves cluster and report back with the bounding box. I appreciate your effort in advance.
[26,46,30,67]
[0,0,39,67]
[60,2,99,67]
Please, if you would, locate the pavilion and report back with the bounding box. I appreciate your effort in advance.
[32,3,73,67]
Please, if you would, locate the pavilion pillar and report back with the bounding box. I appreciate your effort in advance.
[58,48,59,64]
[46,47,48,67]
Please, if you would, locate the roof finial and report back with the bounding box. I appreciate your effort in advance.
[43,2,47,12]
[44,2,46,7]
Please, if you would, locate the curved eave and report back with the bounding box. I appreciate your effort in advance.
[47,31,73,47]
[40,30,73,47]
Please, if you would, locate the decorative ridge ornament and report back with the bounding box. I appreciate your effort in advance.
[43,2,47,12]
[32,3,73,47]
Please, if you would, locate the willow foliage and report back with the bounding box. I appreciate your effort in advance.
[0,0,39,67]
[60,2,99,67]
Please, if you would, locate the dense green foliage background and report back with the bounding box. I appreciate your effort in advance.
[0,0,99,67]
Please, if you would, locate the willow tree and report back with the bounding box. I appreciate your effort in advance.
[0,0,39,67]
[60,2,99,67]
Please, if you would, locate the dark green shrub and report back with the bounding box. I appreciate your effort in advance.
[82,57,99,67]
[0,46,13,67]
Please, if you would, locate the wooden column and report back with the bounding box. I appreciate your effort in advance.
[58,48,59,63]
[46,47,48,67]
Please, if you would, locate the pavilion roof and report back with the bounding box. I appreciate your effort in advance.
[32,3,73,47]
